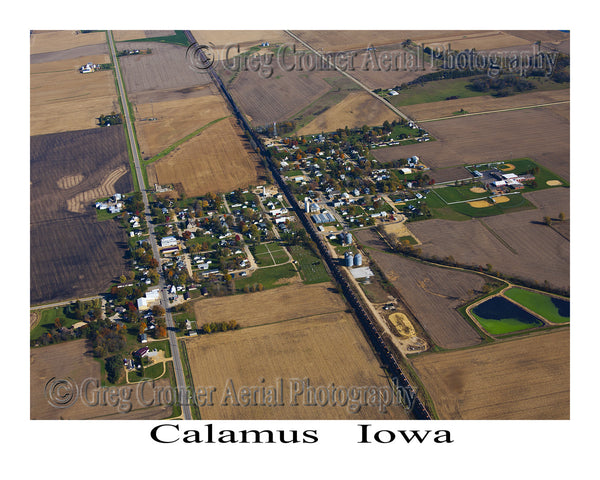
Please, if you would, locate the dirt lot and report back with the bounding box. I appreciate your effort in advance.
[146,116,264,196]
[31,340,172,419]
[30,127,132,304]
[184,312,409,419]
[30,55,119,136]
[135,94,231,158]
[402,89,570,122]
[372,106,570,182]
[355,229,484,349]
[409,188,570,291]
[30,30,107,55]
[117,42,213,99]
[411,328,569,419]
[192,283,347,329]
[297,91,399,135]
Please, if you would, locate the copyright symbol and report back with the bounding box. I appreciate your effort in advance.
[186,42,216,71]
[45,377,79,409]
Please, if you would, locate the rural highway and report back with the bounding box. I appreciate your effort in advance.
[107,31,193,420]
[284,30,415,123]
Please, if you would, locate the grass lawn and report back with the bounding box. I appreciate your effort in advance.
[30,306,80,340]
[288,245,331,284]
[432,184,488,203]
[127,361,166,382]
[503,288,570,324]
[235,263,298,292]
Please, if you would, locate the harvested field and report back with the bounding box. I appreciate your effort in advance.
[355,229,484,349]
[191,30,289,55]
[227,68,336,126]
[411,329,569,419]
[30,55,119,136]
[135,94,231,158]
[408,188,570,291]
[31,43,108,64]
[290,30,545,53]
[30,30,107,55]
[401,89,570,121]
[372,106,570,182]
[117,42,213,99]
[146,117,263,197]
[297,91,399,135]
[30,340,173,419]
[184,312,409,419]
[30,127,132,304]
[193,283,346,329]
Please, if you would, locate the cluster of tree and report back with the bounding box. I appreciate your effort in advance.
[241,283,264,293]
[105,354,124,384]
[98,113,123,127]
[127,192,145,216]
[468,75,536,97]
[200,320,240,334]
[31,324,83,347]
[87,318,128,358]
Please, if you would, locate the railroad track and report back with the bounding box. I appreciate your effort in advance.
[184,31,431,419]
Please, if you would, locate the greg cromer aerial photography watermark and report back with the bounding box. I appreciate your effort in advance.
[187,41,558,78]
[44,376,418,414]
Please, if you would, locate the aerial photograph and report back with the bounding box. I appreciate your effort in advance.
[30,29,570,421]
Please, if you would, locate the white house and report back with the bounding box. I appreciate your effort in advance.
[161,236,178,248]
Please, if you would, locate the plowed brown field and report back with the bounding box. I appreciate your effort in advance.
[411,329,569,419]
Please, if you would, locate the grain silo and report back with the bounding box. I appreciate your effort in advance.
[346,232,353,245]
[344,251,353,267]
[353,253,363,267]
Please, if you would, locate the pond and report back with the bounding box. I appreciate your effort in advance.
[503,287,570,324]
[472,296,544,335]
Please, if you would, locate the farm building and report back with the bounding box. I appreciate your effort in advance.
[350,266,374,280]
[312,211,336,224]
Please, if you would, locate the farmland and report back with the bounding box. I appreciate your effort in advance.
[372,106,570,182]
[410,329,569,419]
[146,116,264,196]
[30,54,119,136]
[30,340,173,419]
[355,229,484,349]
[30,30,108,55]
[116,41,213,101]
[297,91,399,135]
[408,188,570,291]
[30,127,132,304]
[184,311,410,420]
[227,68,337,127]
[192,283,347,329]
[135,94,231,159]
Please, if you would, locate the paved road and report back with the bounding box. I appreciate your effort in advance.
[30,295,103,311]
[107,31,192,420]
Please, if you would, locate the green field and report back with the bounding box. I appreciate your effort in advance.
[235,263,298,292]
[432,184,489,203]
[503,288,570,324]
[253,242,290,267]
[471,296,545,335]
[288,245,331,284]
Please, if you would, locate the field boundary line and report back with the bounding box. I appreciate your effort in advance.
[284,30,413,123]
[419,100,570,123]
[144,115,231,165]
[477,218,518,255]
